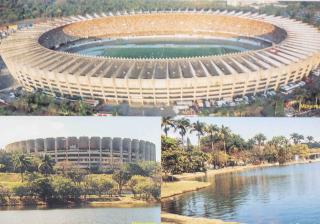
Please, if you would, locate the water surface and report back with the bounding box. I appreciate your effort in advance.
[0,206,160,224]
[162,162,320,224]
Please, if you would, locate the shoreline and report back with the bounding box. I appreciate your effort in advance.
[173,159,320,182]
[162,159,320,200]
[0,196,159,210]
[161,212,238,224]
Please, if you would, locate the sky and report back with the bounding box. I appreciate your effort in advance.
[168,117,320,145]
[0,117,161,161]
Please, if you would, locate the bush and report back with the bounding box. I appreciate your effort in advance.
[0,184,11,204]
[29,177,54,202]
[13,184,31,200]
[128,175,160,201]
[50,176,81,202]
[83,175,115,197]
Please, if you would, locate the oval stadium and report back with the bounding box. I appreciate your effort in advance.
[4,137,156,169]
[1,10,320,105]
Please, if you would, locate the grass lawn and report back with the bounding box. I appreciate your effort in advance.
[161,180,211,198]
[0,173,22,189]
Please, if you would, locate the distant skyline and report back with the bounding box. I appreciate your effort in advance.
[168,117,320,145]
[0,117,161,161]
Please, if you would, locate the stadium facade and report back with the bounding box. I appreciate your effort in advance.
[1,10,320,105]
[4,137,156,169]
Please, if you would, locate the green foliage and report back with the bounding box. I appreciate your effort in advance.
[0,151,14,172]
[9,91,94,115]
[38,155,55,176]
[162,118,317,174]
[161,136,207,175]
[50,176,81,202]
[128,175,160,201]
[0,184,11,204]
[83,175,115,197]
[66,168,88,185]
[12,154,32,182]
[112,168,131,195]
[13,184,31,199]
[210,151,228,169]
[29,177,54,202]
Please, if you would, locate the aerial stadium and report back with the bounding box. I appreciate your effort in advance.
[4,137,156,169]
[1,10,320,105]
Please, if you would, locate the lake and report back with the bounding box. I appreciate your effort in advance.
[162,162,320,224]
[0,206,160,224]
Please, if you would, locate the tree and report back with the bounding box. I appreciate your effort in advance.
[253,133,267,147]
[290,144,309,159]
[51,176,81,202]
[38,155,55,176]
[174,118,190,145]
[112,168,131,195]
[290,133,304,145]
[218,125,231,154]
[0,151,14,172]
[210,151,228,169]
[190,121,205,149]
[269,136,291,164]
[29,177,54,202]
[306,136,314,144]
[66,168,88,185]
[161,117,175,136]
[253,133,267,157]
[86,175,115,197]
[12,154,32,182]
[204,124,219,153]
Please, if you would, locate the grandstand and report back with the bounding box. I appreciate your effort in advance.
[0,10,320,105]
[4,137,156,169]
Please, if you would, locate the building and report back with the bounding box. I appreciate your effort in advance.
[4,137,156,169]
[0,10,319,106]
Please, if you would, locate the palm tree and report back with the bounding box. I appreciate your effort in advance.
[218,125,231,154]
[174,118,190,145]
[253,133,267,148]
[204,124,219,152]
[290,133,304,144]
[306,136,314,144]
[12,154,31,182]
[253,133,267,157]
[161,117,175,137]
[190,121,205,149]
[38,155,55,176]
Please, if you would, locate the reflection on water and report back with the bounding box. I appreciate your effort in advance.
[0,206,161,224]
[162,162,320,224]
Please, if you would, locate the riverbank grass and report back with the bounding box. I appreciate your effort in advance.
[161,180,211,199]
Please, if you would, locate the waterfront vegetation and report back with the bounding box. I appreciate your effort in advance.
[0,152,160,207]
[161,117,319,178]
